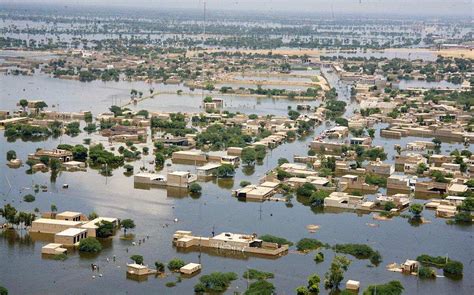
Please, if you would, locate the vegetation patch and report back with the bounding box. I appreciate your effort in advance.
[296,238,325,252]
[242,269,275,280]
[333,243,382,265]
[259,234,293,246]
[194,272,238,293]
[363,280,404,295]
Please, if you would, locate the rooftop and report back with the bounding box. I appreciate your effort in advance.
[33,218,83,226]
[56,228,87,237]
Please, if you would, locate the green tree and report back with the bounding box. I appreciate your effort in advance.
[130,255,144,265]
[120,219,135,236]
[19,99,28,111]
[245,280,275,295]
[6,150,16,161]
[23,194,35,203]
[363,281,404,295]
[189,183,202,194]
[324,256,351,291]
[0,204,18,225]
[96,221,115,238]
[216,164,235,178]
[167,258,185,271]
[155,261,165,272]
[241,148,256,166]
[409,203,423,218]
[155,152,165,167]
[278,158,289,165]
[79,237,102,253]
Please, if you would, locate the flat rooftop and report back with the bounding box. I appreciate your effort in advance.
[212,232,254,244]
[42,243,64,249]
[56,211,82,218]
[33,218,82,226]
[56,228,87,237]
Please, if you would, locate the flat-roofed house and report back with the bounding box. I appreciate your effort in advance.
[324,192,374,210]
[339,174,378,193]
[134,172,167,186]
[173,231,288,257]
[366,159,394,177]
[54,228,88,246]
[167,171,197,188]
[30,218,83,234]
[29,149,73,163]
[196,163,221,177]
[180,263,202,275]
[233,185,276,201]
[41,243,68,255]
[387,174,412,193]
[172,150,207,163]
[56,211,87,222]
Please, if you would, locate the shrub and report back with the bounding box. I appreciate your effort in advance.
[23,194,35,203]
[79,237,102,253]
[52,253,68,261]
[167,258,185,271]
[418,266,436,279]
[363,281,404,295]
[296,183,316,197]
[0,286,8,295]
[296,238,323,252]
[454,211,472,224]
[96,221,115,238]
[130,255,144,265]
[259,234,293,246]
[165,282,176,288]
[243,269,274,280]
[155,261,165,272]
[245,280,275,295]
[314,252,324,263]
[189,183,202,194]
[194,272,237,293]
[333,243,382,265]
[443,261,463,277]
[409,203,424,217]
[365,174,387,187]
[240,180,251,187]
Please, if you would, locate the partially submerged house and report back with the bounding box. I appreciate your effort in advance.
[173,231,288,257]
[324,192,375,210]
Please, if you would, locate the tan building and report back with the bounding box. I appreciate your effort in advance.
[54,228,88,246]
[324,192,375,210]
[31,219,83,234]
[28,149,73,162]
[387,174,412,193]
[180,263,202,275]
[366,159,394,177]
[41,243,67,255]
[167,171,197,188]
[56,211,87,222]
[173,231,288,257]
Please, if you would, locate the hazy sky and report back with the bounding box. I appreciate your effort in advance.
[2,0,473,16]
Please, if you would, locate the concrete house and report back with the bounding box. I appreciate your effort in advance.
[324,192,374,210]
[54,228,88,246]
[167,171,197,188]
[366,159,394,177]
[387,174,412,193]
[29,149,73,163]
[173,231,288,257]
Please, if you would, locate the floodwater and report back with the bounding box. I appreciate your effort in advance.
[0,68,473,295]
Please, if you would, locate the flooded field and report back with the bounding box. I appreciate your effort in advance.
[1,65,472,295]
